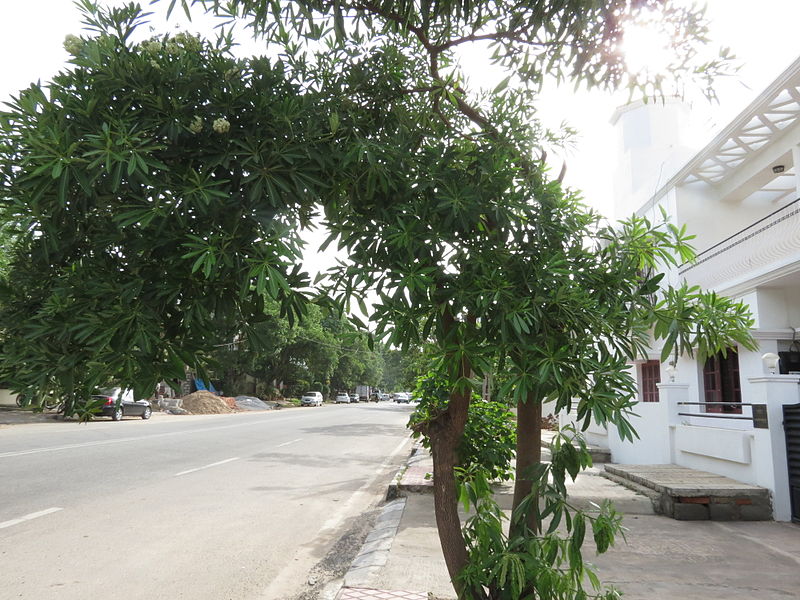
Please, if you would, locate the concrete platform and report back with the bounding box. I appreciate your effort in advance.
[605,464,772,520]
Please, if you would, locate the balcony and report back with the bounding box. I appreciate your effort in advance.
[679,198,800,291]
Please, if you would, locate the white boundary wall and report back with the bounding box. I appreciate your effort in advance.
[559,376,800,520]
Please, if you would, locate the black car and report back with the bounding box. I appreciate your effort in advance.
[93,388,152,421]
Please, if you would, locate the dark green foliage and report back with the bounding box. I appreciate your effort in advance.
[206,300,383,398]
[461,401,517,482]
[457,429,624,600]
[0,4,337,415]
[411,373,516,482]
[0,1,755,598]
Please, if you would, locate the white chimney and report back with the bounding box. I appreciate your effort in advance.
[610,97,694,220]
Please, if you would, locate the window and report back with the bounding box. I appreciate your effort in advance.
[702,349,742,414]
[639,360,661,403]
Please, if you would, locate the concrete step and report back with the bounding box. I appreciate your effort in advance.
[600,469,663,514]
[494,466,655,515]
[604,464,772,521]
[540,434,611,464]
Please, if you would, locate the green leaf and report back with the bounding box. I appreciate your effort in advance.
[493,75,511,94]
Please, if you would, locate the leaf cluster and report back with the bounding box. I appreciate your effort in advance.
[410,371,516,482]
[0,2,337,415]
[457,427,624,600]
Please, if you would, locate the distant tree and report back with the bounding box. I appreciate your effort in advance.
[381,345,427,392]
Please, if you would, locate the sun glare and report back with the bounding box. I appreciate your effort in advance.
[622,21,677,77]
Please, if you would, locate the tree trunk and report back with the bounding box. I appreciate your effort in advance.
[430,308,482,598]
[429,400,472,599]
[510,392,542,537]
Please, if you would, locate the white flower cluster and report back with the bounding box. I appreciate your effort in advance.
[173,32,202,53]
[140,39,163,56]
[140,32,201,58]
[63,34,83,57]
[189,115,203,134]
[212,117,230,134]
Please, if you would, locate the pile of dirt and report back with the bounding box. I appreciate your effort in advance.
[180,390,235,415]
[221,396,238,410]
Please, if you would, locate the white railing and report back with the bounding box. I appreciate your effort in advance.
[679,198,800,290]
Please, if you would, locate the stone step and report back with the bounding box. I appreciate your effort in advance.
[604,464,772,521]
[540,437,611,464]
[600,470,663,514]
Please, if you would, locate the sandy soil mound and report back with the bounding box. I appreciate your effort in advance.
[221,396,238,410]
[180,390,235,415]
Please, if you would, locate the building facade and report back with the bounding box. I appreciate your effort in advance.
[563,56,800,521]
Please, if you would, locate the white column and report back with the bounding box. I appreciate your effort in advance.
[748,375,800,521]
[655,383,689,464]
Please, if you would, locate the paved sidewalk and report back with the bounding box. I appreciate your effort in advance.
[338,448,800,600]
[0,406,64,426]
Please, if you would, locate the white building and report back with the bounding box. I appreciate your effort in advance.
[569,56,800,521]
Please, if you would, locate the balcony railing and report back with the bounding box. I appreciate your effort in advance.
[679,198,800,290]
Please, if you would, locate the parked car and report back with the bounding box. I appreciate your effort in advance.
[394,392,411,404]
[335,393,351,404]
[301,391,323,406]
[93,387,151,421]
[350,393,359,403]
[378,393,390,402]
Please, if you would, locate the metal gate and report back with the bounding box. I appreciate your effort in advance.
[784,403,800,523]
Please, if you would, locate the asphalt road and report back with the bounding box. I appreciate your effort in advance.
[0,402,414,600]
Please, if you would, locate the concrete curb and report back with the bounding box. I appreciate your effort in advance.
[342,497,407,588]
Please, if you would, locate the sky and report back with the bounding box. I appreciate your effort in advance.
[1,0,799,258]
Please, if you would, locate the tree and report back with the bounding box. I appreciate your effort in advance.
[207,298,333,397]
[0,2,337,416]
[185,2,745,597]
[0,1,752,598]
[380,345,425,392]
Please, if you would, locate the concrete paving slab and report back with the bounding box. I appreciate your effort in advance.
[366,494,456,600]
[591,515,800,599]
[606,464,772,519]
[346,448,800,600]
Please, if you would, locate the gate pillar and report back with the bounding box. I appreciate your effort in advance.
[749,375,800,521]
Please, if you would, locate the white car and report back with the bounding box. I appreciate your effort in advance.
[335,393,351,404]
[301,391,323,406]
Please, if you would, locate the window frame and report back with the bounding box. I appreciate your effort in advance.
[702,349,742,414]
[639,360,661,403]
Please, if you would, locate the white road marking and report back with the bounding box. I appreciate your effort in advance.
[275,438,302,448]
[174,457,239,477]
[0,507,63,530]
[0,413,310,460]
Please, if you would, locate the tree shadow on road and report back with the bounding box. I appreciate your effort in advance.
[298,423,407,437]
